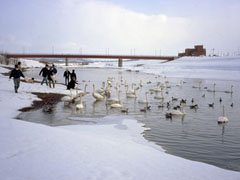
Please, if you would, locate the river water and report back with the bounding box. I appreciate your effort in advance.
[19,62,240,172]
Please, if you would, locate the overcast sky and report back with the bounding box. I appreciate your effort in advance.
[0,0,240,55]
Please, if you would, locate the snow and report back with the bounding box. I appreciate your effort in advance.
[0,58,240,180]
[18,58,45,68]
[79,56,240,81]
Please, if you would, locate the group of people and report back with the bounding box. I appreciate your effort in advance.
[39,64,57,88]
[63,69,78,90]
[9,61,78,93]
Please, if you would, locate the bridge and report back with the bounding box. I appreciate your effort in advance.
[2,53,177,67]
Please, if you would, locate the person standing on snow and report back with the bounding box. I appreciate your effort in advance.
[52,64,57,84]
[48,67,55,88]
[70,69,77,81]
[63,68,71,85]
[39,64,49,86]
[9,64,25,93]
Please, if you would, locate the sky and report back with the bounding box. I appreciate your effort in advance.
[0,0,240,56]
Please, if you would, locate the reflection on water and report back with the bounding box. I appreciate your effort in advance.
[21,66,240,171]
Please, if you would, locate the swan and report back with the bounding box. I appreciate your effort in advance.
[97,81,105,94]
[76,94,84,109]
[128,83,136,94]
[138,92,149,105]
[176,80,183,87]
[125,84,135,95]
[150,82,162,92]
[218,105,228,124]
[167,106,186,116]
[207,83,216,92]
[154,88,164,99]
[126,88,137,98]
[62,89,74,103]
[111,102,123,108]
[110,91,123,108]
[192,81,202,88]
[79,84,89,97]
[92,84,104,101]
[107,89,121,103]
[224,85,233,93]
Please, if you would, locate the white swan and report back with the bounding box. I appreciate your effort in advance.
[107,89,121,103]
[110,102,123,108]
[128,83,136,94]
[176,80,183,87]
[78,84,89,97]
[207,83,216,92]
[126,88,137,98]
[110,90,123,108]
[154,87,164,99]
[168,106,186,116]
[62,89,74,103]
[92,84,104,101]
[218,105,228,124]
[192,81,202,88]
[97,81,105,94]
[224,85,233,93]
[125,84,135,95]
[138,92,149,104]
[76,94,84,109]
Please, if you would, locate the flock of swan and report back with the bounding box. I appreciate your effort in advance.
[61,76,234,124]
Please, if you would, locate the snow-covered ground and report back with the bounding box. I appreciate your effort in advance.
[0,58,240,180]
[81,56,240,81]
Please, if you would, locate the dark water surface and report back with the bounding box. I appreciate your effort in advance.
[20,66,240,171]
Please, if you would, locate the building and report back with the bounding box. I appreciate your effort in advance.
[178,45,206,57]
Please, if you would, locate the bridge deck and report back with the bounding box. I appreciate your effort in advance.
[3,54,177,61]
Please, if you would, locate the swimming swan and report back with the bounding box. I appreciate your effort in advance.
[167,106,186,116]
[218,105,228,124]
[224,85,233,94]
[138,92,149,104]
[92,84,104,101]
[207,83,216,92]
[76,94,84,109]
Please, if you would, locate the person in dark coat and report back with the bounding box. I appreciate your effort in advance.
[48,67,55,88]
[9,64,25,93]
[52,64,57,84]
[52,64,57,74]
[67,77,78,90]
[17,61,22,71]
[63,68,71,85]
[39,64,49,86]
[70,69,77,81]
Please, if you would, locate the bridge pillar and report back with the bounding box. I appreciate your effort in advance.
[65,57,69,66]
[118,58,123,67]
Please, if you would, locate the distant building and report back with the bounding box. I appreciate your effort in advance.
[178,45,206,57]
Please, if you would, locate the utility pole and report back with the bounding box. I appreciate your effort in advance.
[212,48,215,56]
[52,46,54,54]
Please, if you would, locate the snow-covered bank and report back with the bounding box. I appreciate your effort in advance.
[77,56,240,81]
[0,64,240,180]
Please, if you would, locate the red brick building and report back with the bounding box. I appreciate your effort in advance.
[178,45,206,57]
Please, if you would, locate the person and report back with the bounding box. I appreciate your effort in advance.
[48,67,55,88]
[63,68,71,85]
[67,77,78,90]
[9,64,25,93]
[71,69,77,81]
[17,61,22,71]
[52,64,57,84]
[52,64,57,74]
[39,64,49,86]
